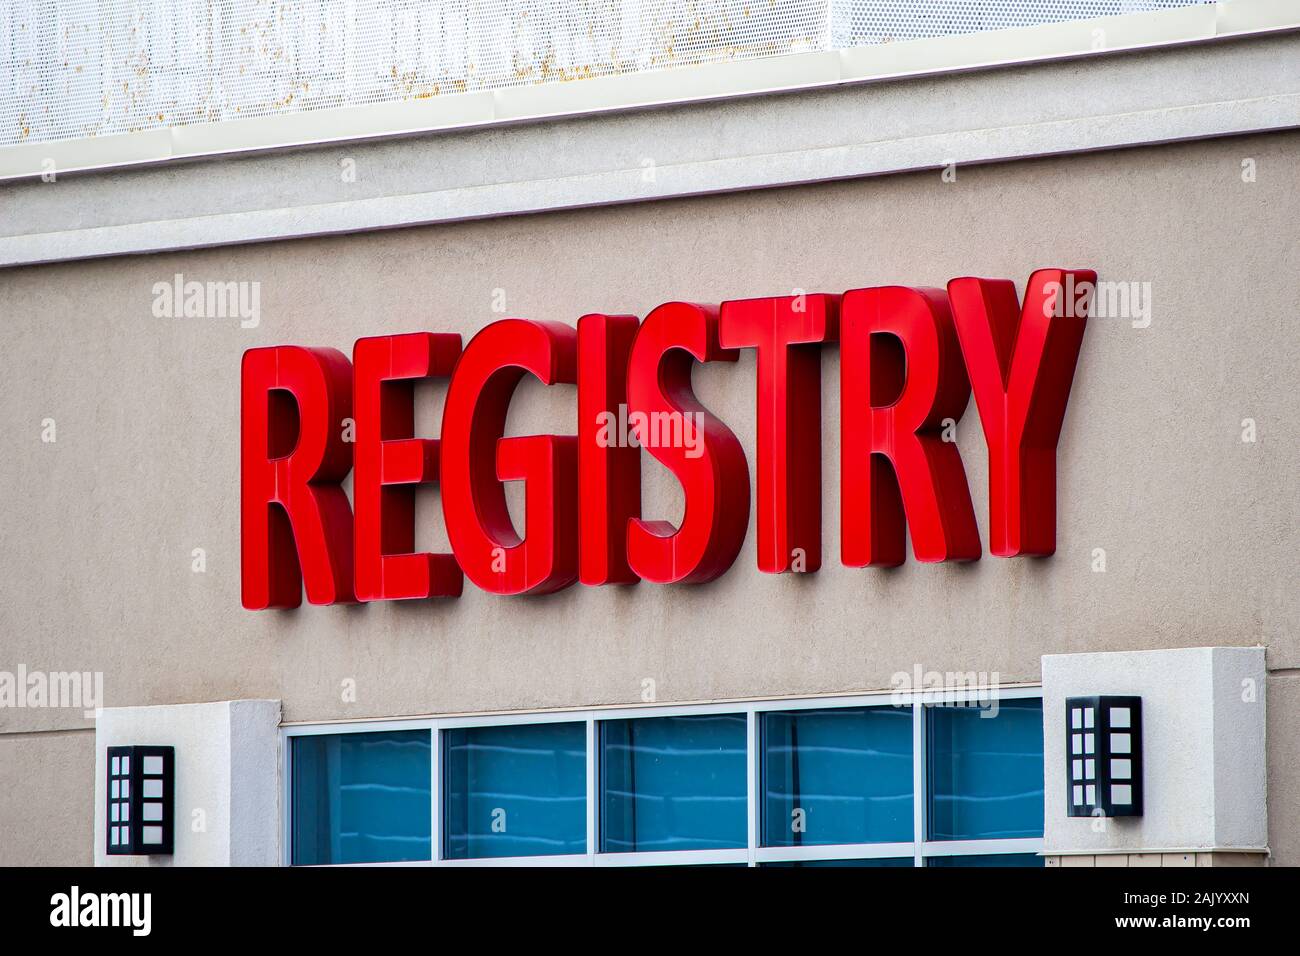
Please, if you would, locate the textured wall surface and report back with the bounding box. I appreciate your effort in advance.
[1,131,1297,862]
[1265,674,1300,866]
[0,730,94,865]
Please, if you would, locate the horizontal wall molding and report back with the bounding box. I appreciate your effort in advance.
[2,25,1298,269]
[1049,847,1270,855]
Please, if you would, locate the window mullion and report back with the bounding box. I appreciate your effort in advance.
[746,707,758,866]
[430,723,441,865]
[912,700,925,867]
[586,715,597,863]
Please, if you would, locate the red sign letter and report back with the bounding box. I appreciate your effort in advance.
[947,268,1094,556]
[719,293,838,573]
[840,287,980,567]
[241,346,355,608]
[441,319,579,595]
[577,313,641,586]
[353,333,464,601]
[626,302,750,584]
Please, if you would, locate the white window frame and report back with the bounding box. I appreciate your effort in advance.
[281,685,1044,867]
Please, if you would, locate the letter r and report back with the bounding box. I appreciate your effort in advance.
[840,287,980,566]
[241,346,355,608]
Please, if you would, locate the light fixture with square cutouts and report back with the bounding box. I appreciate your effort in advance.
[1065,697,1142,818]
[106,746,174,855]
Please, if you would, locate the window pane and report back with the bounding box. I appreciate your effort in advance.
[762,858,914,867]
[601,714,746,853]
[291,730,431,865]
[443,722,586,859]
[927,699,1044,840]
[762,706,912,846]
[927,853,1044,867]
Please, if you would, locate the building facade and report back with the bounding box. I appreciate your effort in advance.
[0,0,1296,867]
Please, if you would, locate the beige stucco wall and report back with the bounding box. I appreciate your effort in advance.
[0,730,94,865]
[1,131,1297,863]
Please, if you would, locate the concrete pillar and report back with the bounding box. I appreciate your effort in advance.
[1042,647,1267,866]
[94,700,280,866]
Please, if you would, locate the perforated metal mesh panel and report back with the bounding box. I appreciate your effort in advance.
[2,1,1212,148]
[829,0,1206,45]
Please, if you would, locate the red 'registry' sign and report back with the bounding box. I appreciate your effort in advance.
[241,269,1094,608]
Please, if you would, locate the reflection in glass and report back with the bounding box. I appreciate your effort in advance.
[602,714,746,853]
[763,706,913,846]
[928,699,1045,840]
[443,722,586,859]
[292,730,431,865]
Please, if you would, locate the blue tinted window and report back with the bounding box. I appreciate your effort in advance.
[601,714,746,853]
[443,722,586,859]
[763,706,912,846]
[927,699,1044,840]
[762,858,914,867]
[292,730,431,865]
[927,853,1044,867]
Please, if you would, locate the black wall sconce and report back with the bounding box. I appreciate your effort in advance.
[1065,697,1143,818]
[106,746,175,855]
